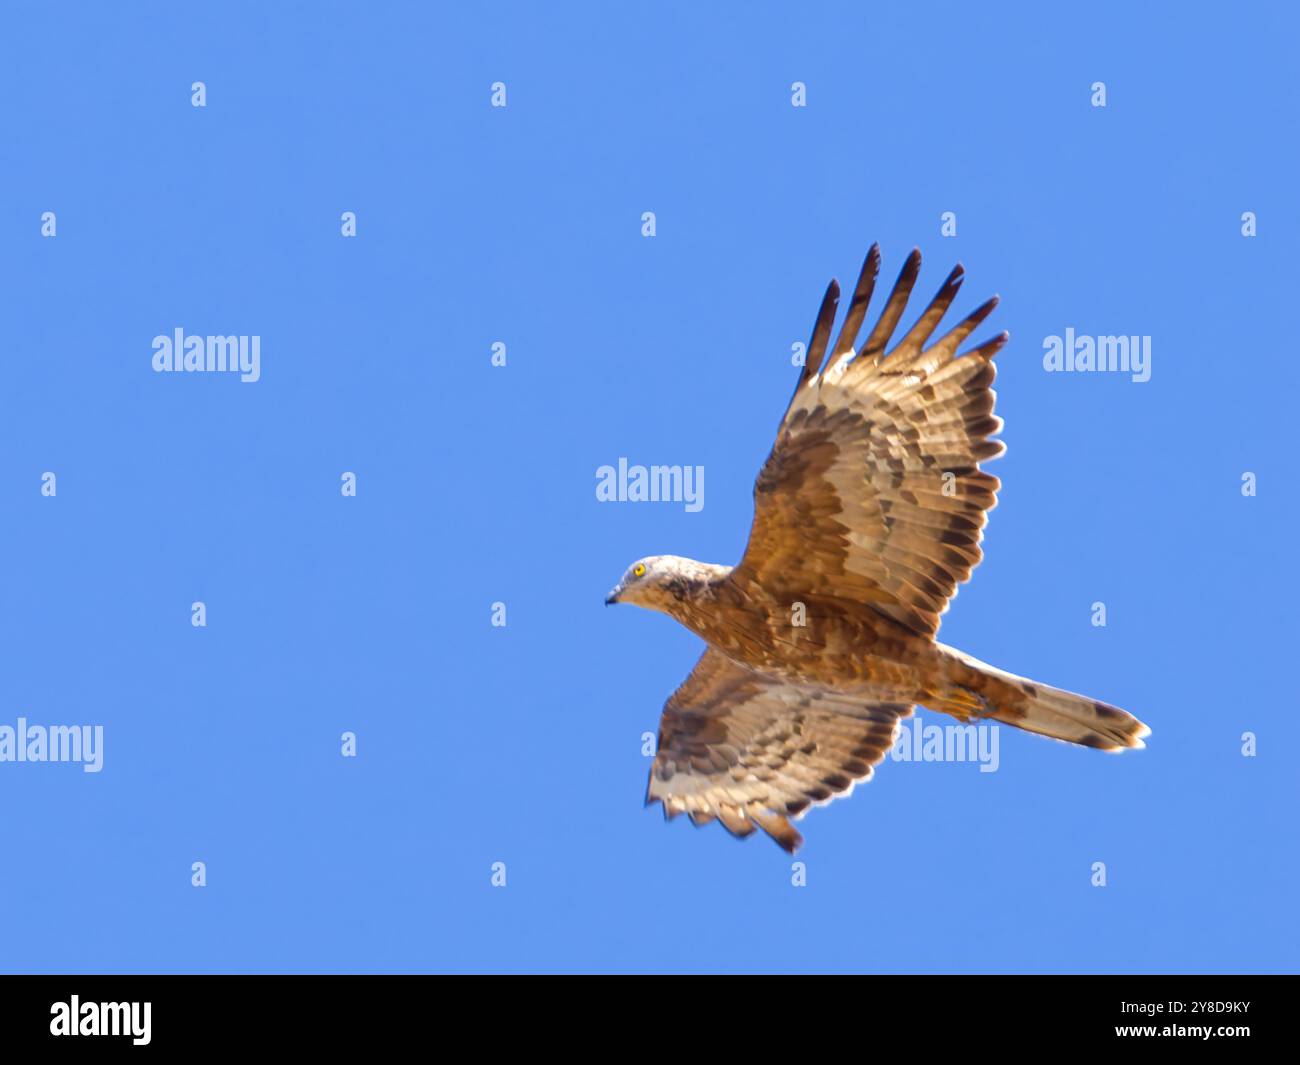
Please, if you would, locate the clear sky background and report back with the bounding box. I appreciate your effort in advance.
[1,2,1295,973]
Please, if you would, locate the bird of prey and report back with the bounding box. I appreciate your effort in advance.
[605,245,1149,853]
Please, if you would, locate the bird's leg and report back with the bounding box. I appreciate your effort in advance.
[929,683,996,723]
[964,687,996,719]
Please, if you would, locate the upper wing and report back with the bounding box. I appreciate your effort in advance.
[731,246,1007,638]
[647,648,912,852]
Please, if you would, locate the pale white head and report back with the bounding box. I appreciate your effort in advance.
[605,555,726,613]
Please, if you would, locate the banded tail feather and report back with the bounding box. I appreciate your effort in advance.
[935,644,1149,751]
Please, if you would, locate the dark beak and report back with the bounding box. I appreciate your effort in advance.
[604,585,622,606]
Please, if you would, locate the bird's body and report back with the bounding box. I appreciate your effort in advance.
[643,560,936,695]
[607,246,1149,853]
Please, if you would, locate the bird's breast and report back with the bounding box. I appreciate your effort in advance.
[673,588,936,694]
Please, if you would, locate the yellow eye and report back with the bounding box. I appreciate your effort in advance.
[633,563,646,578]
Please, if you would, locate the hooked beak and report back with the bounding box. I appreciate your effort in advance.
[604,584,622,606]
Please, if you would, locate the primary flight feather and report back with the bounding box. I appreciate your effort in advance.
[606,245,1149,853]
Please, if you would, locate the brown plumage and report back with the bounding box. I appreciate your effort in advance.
[606,246,1149,853]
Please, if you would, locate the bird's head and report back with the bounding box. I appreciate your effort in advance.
[605,555,695,612]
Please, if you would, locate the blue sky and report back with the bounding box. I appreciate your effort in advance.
[1,2,1295,973]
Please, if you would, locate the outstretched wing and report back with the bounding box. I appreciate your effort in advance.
[647,648,912,852]
[731,246,1007,638]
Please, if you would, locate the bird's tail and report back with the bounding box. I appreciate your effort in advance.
[929,644,1149,751]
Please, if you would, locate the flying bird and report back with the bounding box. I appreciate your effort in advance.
[606,245,1149,853]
